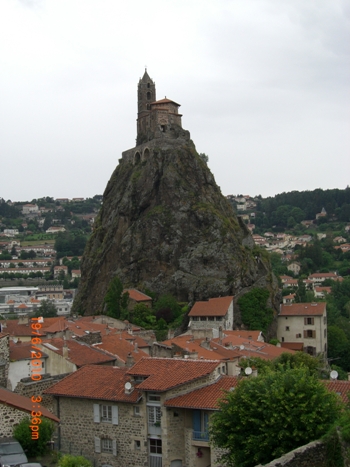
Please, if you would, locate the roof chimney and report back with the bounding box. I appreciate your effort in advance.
[62,338,69,359]
[126,352,135,368]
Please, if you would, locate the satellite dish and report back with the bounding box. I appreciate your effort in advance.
[239,345,245,351]
[245,367,253,376]
[125,382,132,390]
[330,370,338,380]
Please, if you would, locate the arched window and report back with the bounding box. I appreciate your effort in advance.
[147,83,150,88]
[134,152,141,165]
[143,148,150,160]
[147,92,151,100]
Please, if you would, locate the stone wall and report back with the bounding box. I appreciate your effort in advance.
[0,333,9,388]
[57,397,147,467]
[14,373,70,413]
[255,440,328,467]
[0,404,30,437]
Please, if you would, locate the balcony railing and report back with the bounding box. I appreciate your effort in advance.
[193,430,209,441]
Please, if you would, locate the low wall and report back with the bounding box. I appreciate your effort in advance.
[255,440,327,467]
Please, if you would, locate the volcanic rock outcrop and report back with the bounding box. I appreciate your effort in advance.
[72,71,278,317]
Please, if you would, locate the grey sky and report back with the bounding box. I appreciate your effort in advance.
[1,0,349,201]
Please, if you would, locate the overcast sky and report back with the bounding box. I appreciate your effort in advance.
[1,0,349,202]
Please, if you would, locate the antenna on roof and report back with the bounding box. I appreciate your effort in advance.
[330,370,338,380]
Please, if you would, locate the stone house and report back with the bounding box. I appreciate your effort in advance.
[188,296,234,331]
[0,387,59,437]
[277,303,327,357]
[44,358,229,467]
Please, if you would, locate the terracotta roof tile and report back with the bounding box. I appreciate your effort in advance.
[42,338,115,367]
[10,341,48,361]
[44,365,140,402]
[189,296,234,317]
[0,387,59,422]
[124,289,152,302]
[127,358,220,391]
[164,375,239,410]
[323,380,350,403]
[280,303,326,316]
[94,335,149,363]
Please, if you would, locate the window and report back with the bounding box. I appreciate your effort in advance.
[296,333,302,338]
[304,330,316,338]
[304,317,314,325]
[94,437,117,456]
[134,406,140,416]
[148,393,161,402]
[134,440,141,450]
[102,439,113,453]
[93,404,118,425]
[285,326,290,331]
[149,439,162,454]
[101,405,112,422]
[148,406,161,426]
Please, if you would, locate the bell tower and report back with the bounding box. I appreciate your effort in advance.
[137,69,156,145]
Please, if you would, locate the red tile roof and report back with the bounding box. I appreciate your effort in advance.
[189,296,234,317]
[323,380,350,404]
[94,334,149,363]
[44,365,140,403]
[10,341,48,361]
[0,317,66,337]
[0,387,59,422]
[124,289,152,302]
[281,342,304,351]
[164,375,239,410]
[42,338,115,367]
[280,303,326,316]
[127,358,220,391]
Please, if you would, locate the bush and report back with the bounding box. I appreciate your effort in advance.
[58,455,92,467]
[13,416,55,457]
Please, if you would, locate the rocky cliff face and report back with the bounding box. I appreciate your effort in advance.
[73,130,278,317]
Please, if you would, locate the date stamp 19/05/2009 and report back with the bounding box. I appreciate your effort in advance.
[29,317,44,439]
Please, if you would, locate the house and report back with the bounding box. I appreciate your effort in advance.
[8,341,48,391]
[188,296,234,331]
[0,387,59,437]
[314,286,332,299]
[308,272,339,284]
[44,358,224,467]
[124,289,153,310]
[283,294,295,304]
[21,204,39,215]
[41,338,116,375]
[277,303,327,357]
[287,262,301,275]
[54,265,68,278]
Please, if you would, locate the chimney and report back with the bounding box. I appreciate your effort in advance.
[126,352,135,368]
[134,342,138,353]
[62,338,69,359]
[219,326,223,344]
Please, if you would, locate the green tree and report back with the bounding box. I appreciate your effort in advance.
[34,299,58,317]
[58,455,92,467]
[237,288,273,332]
[131,303,156,328]
[210,368,342,467]
[13,416,55,457]
[104,276,128,319]
[295,278,307,302]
